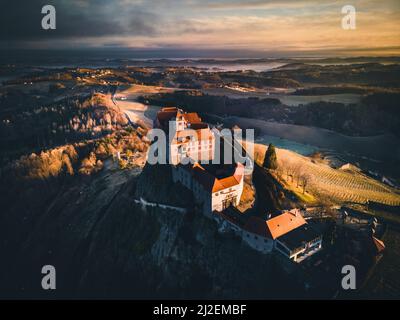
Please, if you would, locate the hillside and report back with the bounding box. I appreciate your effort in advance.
[0,159,307,299]
[248,142,400,208]
[0,92,128,164]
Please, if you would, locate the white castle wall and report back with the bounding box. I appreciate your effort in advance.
[211,179,243,212]
[172,165,244,215]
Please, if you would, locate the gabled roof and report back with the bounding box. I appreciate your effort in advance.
[174,127,214,142]
[178,162,243,193]
[156,107,205,132]
[156,107,179,125]
[266,211,307,240]
[242,211,319,243]
[213,176,241,192]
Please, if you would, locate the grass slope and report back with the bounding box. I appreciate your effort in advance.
[248,142,400,207]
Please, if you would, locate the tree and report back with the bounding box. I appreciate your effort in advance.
[293,163,303,187]
[300,173,310,194]
[263,143,278,170]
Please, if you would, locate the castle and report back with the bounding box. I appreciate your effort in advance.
[155,107,244,214]
[154,107,322,263]
[155,107,215,165]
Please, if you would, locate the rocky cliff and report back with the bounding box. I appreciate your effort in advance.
[0,159,306,299]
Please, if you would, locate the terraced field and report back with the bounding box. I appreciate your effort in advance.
[250,142,400,206]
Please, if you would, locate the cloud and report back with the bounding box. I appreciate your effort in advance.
[1,0,399,56]
[0,0,159,41]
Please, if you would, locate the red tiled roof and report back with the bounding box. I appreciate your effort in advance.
[183,112,202,124]
[161,107,179,112]
[174,128,213,141]
[213,176,240,192]
[156,108,178,125]
[179,162,243,193]
[156,107,204,129]
[266,211,307,240]
[243,211,308,239]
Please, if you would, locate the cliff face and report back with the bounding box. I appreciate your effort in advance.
[0,160,305,299]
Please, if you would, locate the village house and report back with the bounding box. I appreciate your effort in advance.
[267,210,322,263]
[216,208,323,263]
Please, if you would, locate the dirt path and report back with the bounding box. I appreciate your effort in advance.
[113,85,169,128]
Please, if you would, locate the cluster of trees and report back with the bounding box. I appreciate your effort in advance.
[5,126,149,182]
[293,93,400,137]
[278,159,311,195]
[263,143,310,194]
[142,91,282,121]
[0,93,129,164]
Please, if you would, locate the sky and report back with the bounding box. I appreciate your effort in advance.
[1,0,400,57]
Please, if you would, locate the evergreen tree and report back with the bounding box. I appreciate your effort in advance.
[263,143,278,170]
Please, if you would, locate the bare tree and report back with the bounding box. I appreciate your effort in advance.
[293,163,303,187]
[300,173,310,194]
[284,162,295,183]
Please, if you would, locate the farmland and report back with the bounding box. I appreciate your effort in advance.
[249,142,400,208]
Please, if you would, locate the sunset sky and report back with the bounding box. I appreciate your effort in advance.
[2,0,400,56]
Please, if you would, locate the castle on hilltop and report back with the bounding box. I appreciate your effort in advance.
[154,107,323,263]
[155,107,244,214]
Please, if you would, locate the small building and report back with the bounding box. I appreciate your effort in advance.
[217,209,323,263]
[267,210,322,262]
